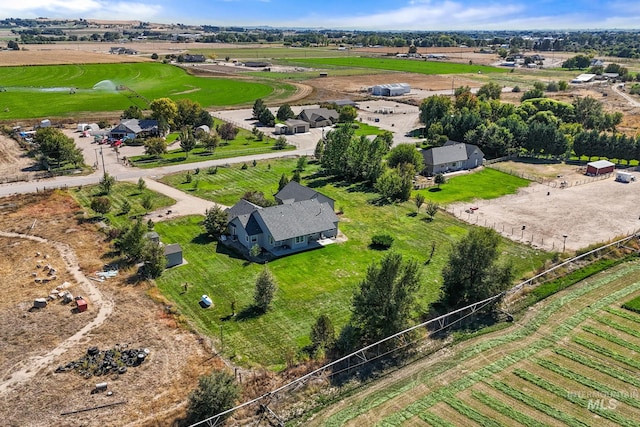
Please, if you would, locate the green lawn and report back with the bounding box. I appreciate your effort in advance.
[71,181,175,228]
[622,295,640,313]
[0,62,290,119]
[413,168,530,204]
[128,118,295,168]
[280,57,509,75]
[155,159,550,369]
[353,121,384,136]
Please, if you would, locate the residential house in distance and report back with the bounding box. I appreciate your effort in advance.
[225,183,339,257]
[109,47,138,55]
[275,119,309,135]
[182,54,206,63]
[298,108,339,128]
[109,119,160,140]
[421,141,484,176]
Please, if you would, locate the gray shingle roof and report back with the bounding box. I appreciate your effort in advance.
[275,181,322,204]
[423,142,481,166]
[256,199,338,241]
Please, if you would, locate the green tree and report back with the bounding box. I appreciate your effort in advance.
[141,194,153,212]
[278,173,289,191]
[425,200,439,220]
[419,95,452,129]
[310,314,335,352]
[34,127,82,169]
[90,196,111,217]
[203,206,228,239]
[254,266,277,312]
[296,156,308,171]
[338,105,358,123]
[175,99,201,129]
[477,82,502,100]
[137,177,146,192]
[7,40,19,50]
[292,169,301,183]
[201,132,220,153]
[258,107,275,127]
[441,228,514,308]
[116,218,147,261]
[218,122,238,143]
[141,241,166,278]
[179,127,196,158]
[375,166,412,202]
[149,97,178,131]
[386,143,424,171]
[414,193,425,213]
[434,173,446,188]
[99,172,116,195]
[276,104,295,121]
[121,199,131,215]
[121,105,143,120]
[143,137,167,157]
[274,136,288,150]
[185,371,240,425]
[252,98,266,120]
[351,252,421,344]
[151,52,158,60]
[314,138,325,161]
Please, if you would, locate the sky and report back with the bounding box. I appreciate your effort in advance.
[2,0,640,31]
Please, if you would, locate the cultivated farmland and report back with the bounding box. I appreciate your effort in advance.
[306,259,640,426]
[0,62,288,119]
[280,56,510,75]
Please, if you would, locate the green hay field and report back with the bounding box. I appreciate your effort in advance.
[280,56,510,75]
[0,62,290,119]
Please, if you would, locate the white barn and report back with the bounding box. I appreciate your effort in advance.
[370,83,411,96]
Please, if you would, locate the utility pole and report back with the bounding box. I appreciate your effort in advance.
[100,148,106,176]
[562,234,568,252]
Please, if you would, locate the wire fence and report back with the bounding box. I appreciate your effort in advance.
[188,232,639,427]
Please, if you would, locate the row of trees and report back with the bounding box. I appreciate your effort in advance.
[419,85,628,160]
[33,127,83,170]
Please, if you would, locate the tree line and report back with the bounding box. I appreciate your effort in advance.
[418,83,636,163]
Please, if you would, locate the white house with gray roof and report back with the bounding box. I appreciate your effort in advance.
[226,185,339,256]
[421,141,484,176]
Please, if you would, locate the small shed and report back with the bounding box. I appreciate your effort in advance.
[586,160,615,176]
[284,119,309,134]
[274,123,287,135]
[145,231,160,243]
[164,243,183,268]
[76,298,88,312]
[615,171,635,183]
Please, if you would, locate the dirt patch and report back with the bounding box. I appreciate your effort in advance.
[0,133,39,183]
[448,161,640,251]
[0,191,217,426]
[0,50,150,67]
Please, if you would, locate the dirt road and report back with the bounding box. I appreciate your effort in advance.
[0,231,114,394]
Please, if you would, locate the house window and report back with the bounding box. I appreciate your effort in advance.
[251,236,258,243]
[245,236,249,242]
[269,236,273,245]
[295,236,305,244]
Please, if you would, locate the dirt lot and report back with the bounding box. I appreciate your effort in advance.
[0,133,37,183]
[0,191,218,426]
[449,161,640,252]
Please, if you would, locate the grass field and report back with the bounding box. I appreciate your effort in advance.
[128,118,295,168]
[154,159,550,368]
[413,168,530,204]
[622,294,640,313]
[71,181,175,229]
[0,62,290,119]
[306,260,640,426]
[279,57,510,75]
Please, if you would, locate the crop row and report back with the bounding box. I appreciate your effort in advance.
[446,396,503,427]
[417,411,456,427]
[582,325,640,353]
[492,380,588,427]
[595,315,640,338]
[471,390,548,427]
[513,369,637,426]
[603,306,640,324]
[573,335,640,369]
[535,358,640,410]
[554,347,640,389]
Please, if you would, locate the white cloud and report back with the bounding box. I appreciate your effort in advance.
[289,1,524,30]
[0,1,163,20]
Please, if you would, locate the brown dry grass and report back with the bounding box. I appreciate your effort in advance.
[0,190,219,426]
[0,50,151,67]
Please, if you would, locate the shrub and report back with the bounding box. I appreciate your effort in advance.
[241,163,248,170]
[371,234,394,249]
[208,166,218,174]
[185,172,192,183]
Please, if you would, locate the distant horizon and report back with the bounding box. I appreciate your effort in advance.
[1,1,639,32]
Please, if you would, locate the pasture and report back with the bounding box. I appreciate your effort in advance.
[0,62,289,119]
[154,158,550,369]
[308,259,640,426]
[279,56,510,75]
